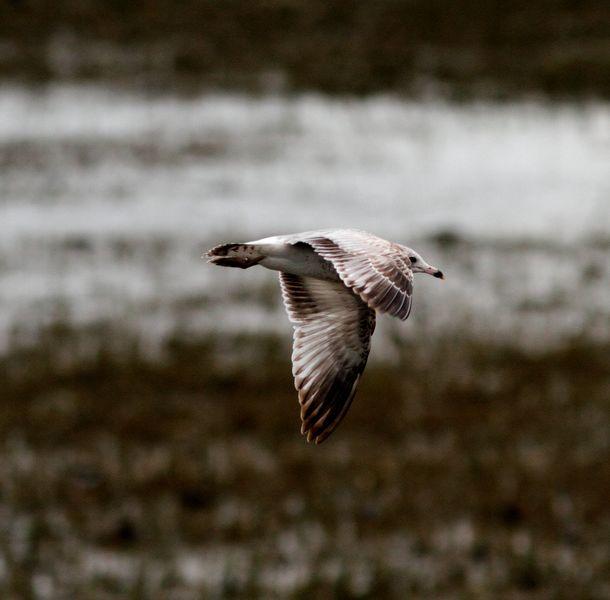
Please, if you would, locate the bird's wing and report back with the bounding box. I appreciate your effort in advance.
[279,272,376,444]
[293,230,414,321]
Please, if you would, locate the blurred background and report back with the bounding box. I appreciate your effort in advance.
[1,1,609,598]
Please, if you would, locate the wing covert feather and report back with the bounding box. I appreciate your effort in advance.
[290,230,414,320]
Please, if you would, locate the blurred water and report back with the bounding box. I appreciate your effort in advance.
[1,85,609,354]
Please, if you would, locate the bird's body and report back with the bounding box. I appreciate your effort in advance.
[207,229,444,444]
[250,234,342,281]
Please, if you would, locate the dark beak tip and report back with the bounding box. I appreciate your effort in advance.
[433,270,444,279]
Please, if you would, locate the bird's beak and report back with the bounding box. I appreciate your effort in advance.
[425,266,444,280]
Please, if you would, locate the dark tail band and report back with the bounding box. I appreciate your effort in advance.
[206,243,264,269]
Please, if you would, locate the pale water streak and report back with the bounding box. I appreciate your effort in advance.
[1,85,609,354]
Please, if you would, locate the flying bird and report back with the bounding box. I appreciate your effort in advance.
[206,229,444,444]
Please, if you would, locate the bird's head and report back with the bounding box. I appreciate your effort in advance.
[404,248,444,280]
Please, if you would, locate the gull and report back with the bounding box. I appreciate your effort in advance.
[206,229,444,444]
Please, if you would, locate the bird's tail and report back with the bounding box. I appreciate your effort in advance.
[205,243,264,269]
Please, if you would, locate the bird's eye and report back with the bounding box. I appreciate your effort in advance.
[409,256,417,264]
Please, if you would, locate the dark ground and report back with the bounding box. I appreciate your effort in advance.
[1,0,610,98]
[1,326,609,597]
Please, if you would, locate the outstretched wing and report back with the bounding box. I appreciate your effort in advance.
[296,230,414,321]
[279,273,376,444]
